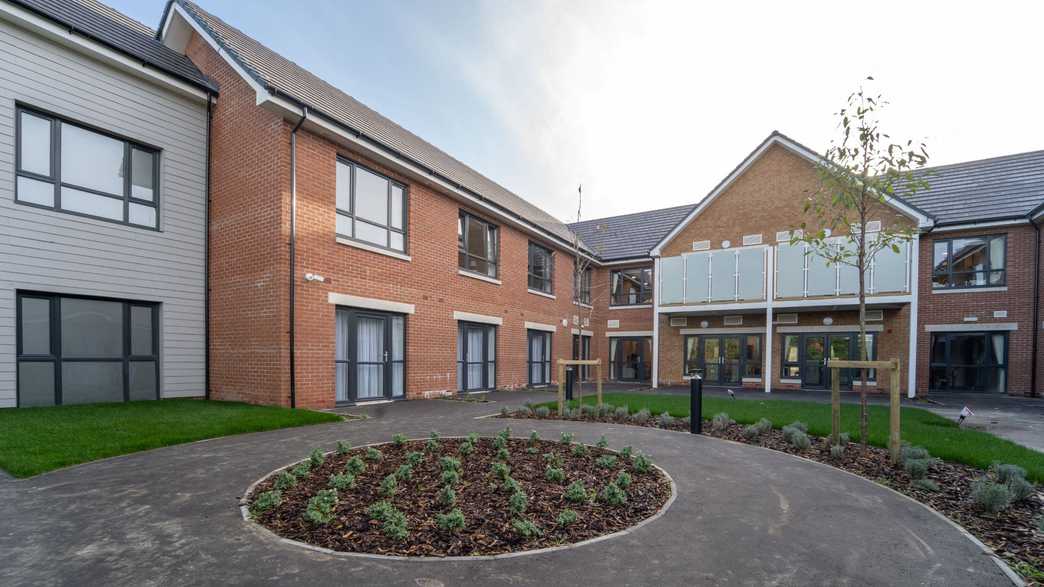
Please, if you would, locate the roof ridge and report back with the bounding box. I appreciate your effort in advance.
[912,148,1044,175]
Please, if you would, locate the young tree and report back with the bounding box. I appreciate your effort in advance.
[571,185,606,395]
[792,77,929,448]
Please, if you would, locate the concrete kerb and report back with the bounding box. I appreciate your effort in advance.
[239,436,678,562]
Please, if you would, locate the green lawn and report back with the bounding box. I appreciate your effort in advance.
[545,393,1044,482]
[0,399,343,478]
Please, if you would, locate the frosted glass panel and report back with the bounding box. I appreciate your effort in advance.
[20,297,50,355]
[684,252,709,303]
[61,187,123,221]
[355,220,387,246]
[354,166,388,224]
[61,123,124,195]
[837,238,859,295]
[17,176,54,206]
[775,243,804,298]
[129,361,157,400]
[61,298,123,357]
[18,362,55,407]
[736,248,764,300]
[356,317,384,399]
[336,160,351,211]
[658,256,684,304]
[61,362,123,404]
[874,241,908,293]
[805,247,835,296]
[710,250,736,301]
[129,203,155,227]
[19,111,51,176]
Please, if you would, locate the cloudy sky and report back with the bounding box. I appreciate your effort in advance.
[114,0,1044,223]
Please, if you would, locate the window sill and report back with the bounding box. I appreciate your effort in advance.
[932,286,1007,294]
[780,379,802,384]
[574,301,593,309]
[458,269,501,285]
[336,237,411,262]
[528,288,556,300]
[609,304,652,310]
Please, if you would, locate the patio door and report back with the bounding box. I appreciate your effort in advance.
[572,333,591,380]
[610,337,650,381]
[798,333,865,390]
[684,335,749,385]
[527,330,552,386]
[335,308,405,403]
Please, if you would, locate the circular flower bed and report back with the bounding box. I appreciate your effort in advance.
[246,430,672,557]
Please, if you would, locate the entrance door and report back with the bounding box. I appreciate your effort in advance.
[798,333,866,390]
[802,335,827,388]
[572,334,591,380]
[610,337,650,381]
[458,322,495,391]
[702,337,721,383]
[929,333,1007,393]
[336,308,405,403]
[527,330,551,386]
[721,335,743,385]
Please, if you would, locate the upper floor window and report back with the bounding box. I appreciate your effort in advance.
[15,106,159,229]
[932,235,1005,289]
[574,264,592,305]
[336,158,406,253]
[611,267,653,305]
[528,242,554,293]
[458,211,498,278]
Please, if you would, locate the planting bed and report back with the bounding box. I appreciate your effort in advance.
[246,434,672,557]
[502,406,1044,580]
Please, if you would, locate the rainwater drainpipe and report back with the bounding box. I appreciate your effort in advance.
[1031,213,1041,397]
[289,105,309,408]
[204,91,213,400]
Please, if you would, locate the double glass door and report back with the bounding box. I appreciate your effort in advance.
[610,337,650,381]
[335,308,405,403]
[684,334,762,385]
[790,333,872,389]
[572,334,591,380]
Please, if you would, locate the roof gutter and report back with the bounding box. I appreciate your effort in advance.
[288,105,308,409]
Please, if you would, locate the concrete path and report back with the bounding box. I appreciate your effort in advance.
[0,391,1015,586]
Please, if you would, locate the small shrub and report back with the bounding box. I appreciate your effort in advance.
[492,435,508,450]
[788,421,808,433]
[534,406,550,418]
[614,470,632,489]
[830,444,845,460]
[467,432,480,444]
[787,430,811,450]
[491,462,511,480]
[991,463,1028,485]
[382,508,408,541]
[440,456,462,472]
[904,458,930,480]
[406,451,424,467]
[544,452,563,467]
[545,466,565,483]
[838,432,851,446]
[632,453,652,474]
[681,416,691,427]
[498,426,512,440]
[441,469,461,486]
[291,462,312,478]
[458,440,475,456]
[499,407,510,417]
[901,445,930,462]
[529,430,540,443]
[395,463,413,481]
[659,412,675,427]
[580,404,596,418]
[304,489,338,525]
[378,473,398,498]
[512,518,542,539]
[596,454,618,468]
[250,489,282,516]
[599,482,627,506]
[436,508,465,532]
[365,447,382,462]
[329,472,356,490]
[508,490,528,515]
[971,477,1012,513]
[560,432,574,444]
[742,424,761,440]
[336,441,351,455]
[781,423,809,445]
[426,431,441,452]
[556,508,578,527]
[438,484,457,507]
[274,471,297,491]
[632,408,651,424]
[527,446,539,454]
[596,435,609,449]
[1006,476,1035,503]
[367,500,395,521]
[502,476,521,494]
[596,403,611,418]
[309,448,325,468]
[564,480,589,503]
[620,446,633,459]
[711,412,734,431]
[520,406,534,417]
[346,456,366,475]
[571,443,588,457]
[614,406,629,419]
[912,478,939,492]
[496,447,511,461]
[392,433,408,446]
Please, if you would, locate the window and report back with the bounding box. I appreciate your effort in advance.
[16,292,158,406]
[457,211,498,278]
[610,267,653,305]
[527,330,552,385]
[932,235,1006,289]
[528,242,554,293]
[574,265,592,305]
[930,333,1007,393]
[457,322,496,391]
[335,159,407,253]
[15,107,159,229]
[781,335,801,378]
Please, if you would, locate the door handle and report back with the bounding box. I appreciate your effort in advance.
[383,350,389,364]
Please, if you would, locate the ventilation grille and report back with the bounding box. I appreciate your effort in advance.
[692,240,711,251]
[775,231,790,242]
[866,220,882,232]
[607,319,619,329]
[742,234,763,246]
[723,315,743,326]
[775,313,798,324]
[865,310,883,322]
[669,316,687,327]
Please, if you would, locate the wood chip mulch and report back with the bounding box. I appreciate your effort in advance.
[503,409,1044,580]
[247,437,672,557]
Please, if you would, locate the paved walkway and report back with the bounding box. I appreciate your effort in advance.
[0,392,1015,586]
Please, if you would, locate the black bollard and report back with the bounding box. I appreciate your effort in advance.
[565,367,575,401]
[690,371,703,434]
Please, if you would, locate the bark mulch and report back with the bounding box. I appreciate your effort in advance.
[247,435,672,557]
[502,409,1044,582]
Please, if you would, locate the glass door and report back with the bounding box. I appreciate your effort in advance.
[610,337,650,381]
[458,322,495,391]
[702,337,721,383]
[528,330,551,386]
[828,334,853,388]
[721,335,742,384]
[572,334,591,380]
[802,335,826,388]
[335,308,405,403]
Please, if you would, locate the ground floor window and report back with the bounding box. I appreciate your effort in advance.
[780,332,877,389]
[610,337,651,381]
[527,330,552,386]
[335,308,405,403]
[572,333,592,380]
[929,332,1007,393]
[16,292,158,406]
[683,334,762,384]
[458,322,496,391]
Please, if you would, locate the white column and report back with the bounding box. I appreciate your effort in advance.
[907,234,920,398]
[764,246,774,393]
[652,256,660,388]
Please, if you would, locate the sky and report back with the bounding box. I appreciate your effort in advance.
[112,0,1044,224]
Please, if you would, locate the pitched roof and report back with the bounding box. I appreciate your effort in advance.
[9,0,215,91]
[173,0,578,247]
[900,149,1044,226]
[568,204,696,261]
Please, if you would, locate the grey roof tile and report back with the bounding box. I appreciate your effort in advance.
[177,0,578,247]
[568,204,696,261]
[10,0,215,91]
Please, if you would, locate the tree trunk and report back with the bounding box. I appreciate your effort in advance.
[857,222,869,450]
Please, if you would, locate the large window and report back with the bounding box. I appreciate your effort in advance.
[15,106,159,229]
[336,159,407,253]
[574,265,592,305]
[458,211,498,278]
[528,242,554,294]
[457,322,496,391]
[930,332,1007,393]
[610,267,653,305]
[16,292,159,406]
[932,235,1005,289]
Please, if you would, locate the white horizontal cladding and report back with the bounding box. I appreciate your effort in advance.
[678,327,764,335]
[774,237,911,300]
[772,295,912,310]
[570,328,595,336]
[606,330,653,338]
[524,321,557,333]
[453,311,502,325]
[924,323,1018,332]
[776,324,885,333]
[327,292,415,315]
[657,246,768,306]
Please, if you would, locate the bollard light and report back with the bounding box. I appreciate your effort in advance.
[957,406,973,426]
[689,370,703,434]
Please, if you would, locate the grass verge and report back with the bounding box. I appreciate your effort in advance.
[0,399,342,478]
